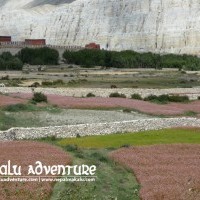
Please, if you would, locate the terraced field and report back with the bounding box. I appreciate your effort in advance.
[5,93,200,116]
[53,128,200,200]
[1,86,200,199]
[110,145,200,200]
[0,141,71,200]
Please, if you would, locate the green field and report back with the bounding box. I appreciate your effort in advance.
[58,128,200,148]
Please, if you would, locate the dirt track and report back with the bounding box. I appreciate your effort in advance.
[8,93,200,116]
[110,144,200,200]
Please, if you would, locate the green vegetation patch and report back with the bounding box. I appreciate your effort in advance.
[63,49,200,70]
[2,103,60,113]
[42,79,65,87]
[0,104,61,130]
[17,47,59,65]
[86,92,96,97]
[109,92,126,98]
[131,93,143,100]
[50,148,139,200]
[57,128,200,148]
[0,52,23,70]
[143,94,189,104]
[32,92,48,103]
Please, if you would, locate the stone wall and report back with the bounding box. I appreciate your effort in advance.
[0,118,199,141]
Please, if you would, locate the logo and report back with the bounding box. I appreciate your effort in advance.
[0,160,97,182]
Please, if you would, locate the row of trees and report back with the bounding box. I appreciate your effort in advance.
[63,49,200,70]
[1,47,200,70]
[0,52,23,70]
[0,47,59,70]
[17,47,59,65]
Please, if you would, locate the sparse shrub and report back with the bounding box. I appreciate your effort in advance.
[42,79,64,86]
[32,92,47,103]
[123,108,132,113]
[68,80,77,85]
[53,79,64,85]
[181,70,186,74]
[76,133,81,138]
[42,81,53,86]
[65,144,78,152]
[144,94,189,103]
[109,92,126,98]
[120,144,131,148]
[144,95,158,102]
[111,85,117,89]
[91,152,108,162]
[30,82,40,87]
[49,135,56,141]
[168,95,189,102]
[75,152,85,158]
[179,80,187,84]
[131,93,142,100]
[86,92,95,97]
[1,75,9,80]
[3,104,29,112]
[158,94,171,102]
[184,111,197,116]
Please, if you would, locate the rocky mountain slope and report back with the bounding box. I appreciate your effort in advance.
[0,0,200,54]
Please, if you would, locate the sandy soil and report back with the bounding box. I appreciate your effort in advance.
[110,144,200,200]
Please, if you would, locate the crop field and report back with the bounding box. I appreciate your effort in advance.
[0,127,199,199]
[42,128,200,200]
[5,93,200,116]
[57,128,200,148]
[110,144,200,200]
[0,141,71,200]
[0,94,27,107]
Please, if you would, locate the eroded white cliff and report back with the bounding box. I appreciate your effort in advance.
[1,0,200,54]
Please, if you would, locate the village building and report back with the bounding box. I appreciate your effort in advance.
[85,43,100,49]
[25,39,46,45]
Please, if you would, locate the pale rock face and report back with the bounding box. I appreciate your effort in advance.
[0,0,200,54]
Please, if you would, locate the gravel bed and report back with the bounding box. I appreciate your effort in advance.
[35,109,152,126]
[1,87,200,100]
